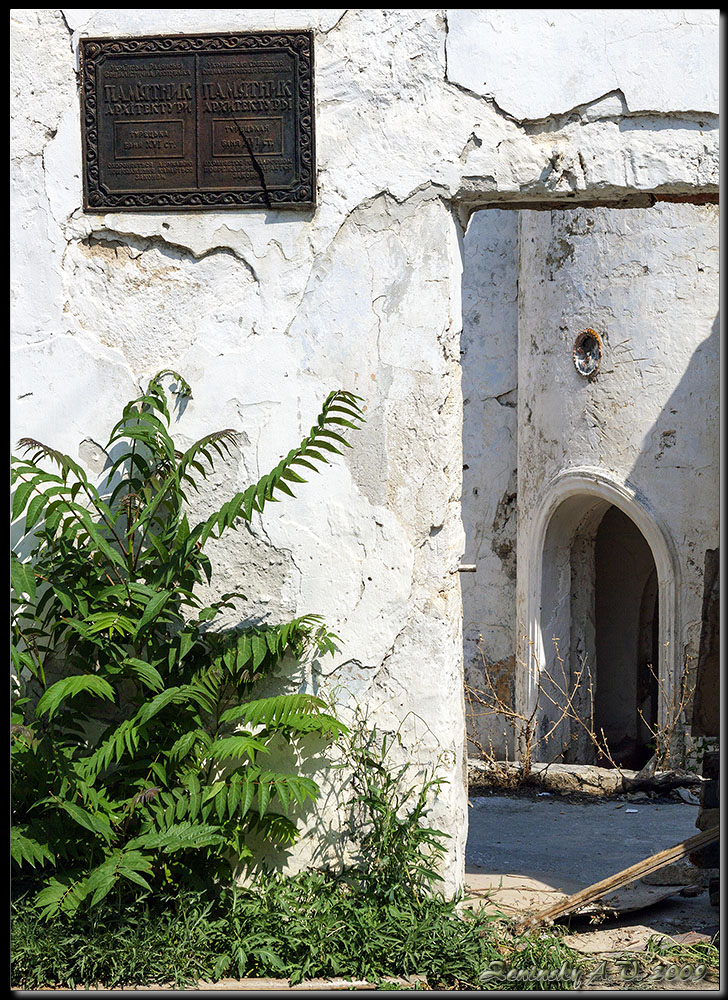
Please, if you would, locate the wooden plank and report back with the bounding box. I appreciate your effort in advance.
[522,824,719,929]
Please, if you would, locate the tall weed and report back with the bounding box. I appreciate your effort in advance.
[11,371,364,917]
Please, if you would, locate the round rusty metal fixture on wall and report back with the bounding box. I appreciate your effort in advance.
[573,328,602,377]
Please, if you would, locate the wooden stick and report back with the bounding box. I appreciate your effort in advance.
[522,824,719,929]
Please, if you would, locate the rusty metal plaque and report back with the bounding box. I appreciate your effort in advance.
[80,31,315,211]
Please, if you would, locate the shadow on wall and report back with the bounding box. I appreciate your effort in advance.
[625,310,720,739]
[630,313,718,504]
[459,209,519,760]
[461,202,719,769]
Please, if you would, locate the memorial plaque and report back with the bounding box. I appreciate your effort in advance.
[80,31,315,211]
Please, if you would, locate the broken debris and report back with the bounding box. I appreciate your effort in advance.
[522,825,720,929]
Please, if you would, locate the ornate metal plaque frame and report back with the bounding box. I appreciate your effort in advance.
[80,31,315,211]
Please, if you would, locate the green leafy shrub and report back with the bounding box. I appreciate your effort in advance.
[11,370,364,918]
[11,683,597,992]
[341,710,450,904]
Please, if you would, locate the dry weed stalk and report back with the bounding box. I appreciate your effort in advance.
[638,655,696,772]
[467,634,699,782]
[464,637,594,783]
[541,638,622,771]
[466,636,622,783]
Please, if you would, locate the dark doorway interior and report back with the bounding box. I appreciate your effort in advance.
[594,505,659,769]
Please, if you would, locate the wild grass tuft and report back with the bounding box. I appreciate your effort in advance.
[12,876,593,991]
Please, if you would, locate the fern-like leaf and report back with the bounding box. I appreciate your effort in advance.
[11,827,56,869]
[34,873,90,919]
[206,733,270,763]
[193,390,364,545]
[127,822,224,853]
[221,693,347,739]
[83,849,154,908]
[35,675,116,720]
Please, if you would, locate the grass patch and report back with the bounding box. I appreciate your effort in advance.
[12,871,592,990]
[14,873,718,990]
[618,933,721,989]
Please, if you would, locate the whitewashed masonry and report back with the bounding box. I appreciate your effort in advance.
[11,9,719,891]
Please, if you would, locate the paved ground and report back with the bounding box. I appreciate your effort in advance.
[465,790,701,888]
[464,790,719,990]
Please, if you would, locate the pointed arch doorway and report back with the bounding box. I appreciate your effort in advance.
[520,471,679,768]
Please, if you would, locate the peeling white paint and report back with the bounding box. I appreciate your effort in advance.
[460,210,519,757]
[446,9,719,120]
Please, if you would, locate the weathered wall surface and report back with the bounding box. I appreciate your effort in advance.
[460,210,518,757]
[461,198,719,760]
[516,203,719,758]
[10,8,719,888]
[446,10,719,120]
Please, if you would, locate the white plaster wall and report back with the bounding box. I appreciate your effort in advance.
[460,210,518,757]
[516,203,719,746]
[446,10,719,120]
[10,8,719,889]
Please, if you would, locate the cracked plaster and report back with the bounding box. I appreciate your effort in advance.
[445,9,719,121]
[515,203,719,751]
[10,8,720,893]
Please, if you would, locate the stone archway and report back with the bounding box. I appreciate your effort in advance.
[519,469,679,765]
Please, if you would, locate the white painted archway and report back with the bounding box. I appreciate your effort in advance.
[518,468,680,760]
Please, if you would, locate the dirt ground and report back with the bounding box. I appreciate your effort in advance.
[464,788,720,991]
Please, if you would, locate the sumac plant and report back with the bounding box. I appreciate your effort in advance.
[11,370,364,919]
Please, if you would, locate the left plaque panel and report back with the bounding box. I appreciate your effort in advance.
[93,50,198,197]
[80,32,315,211]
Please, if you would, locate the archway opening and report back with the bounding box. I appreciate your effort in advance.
[535,491,665,768]
[593,505,658,769]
